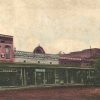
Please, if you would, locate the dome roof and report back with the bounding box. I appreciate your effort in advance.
[33,45,45,54]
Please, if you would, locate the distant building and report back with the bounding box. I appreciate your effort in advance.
[0,34,100,66]
[14,45,59,65]
[59,48,100,67]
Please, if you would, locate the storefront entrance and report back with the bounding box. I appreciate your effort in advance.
[35,69,45,85]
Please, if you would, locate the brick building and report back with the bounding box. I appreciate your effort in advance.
[59,48,100,66]
[0,34,14,62]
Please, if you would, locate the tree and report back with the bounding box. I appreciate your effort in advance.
[95,58,100,69]
[94,58,100,85]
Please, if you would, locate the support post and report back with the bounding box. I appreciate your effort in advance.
[23,68,27,86]
[66,70,68,84]
[55,69,56,84]
[35,71,37,85]
[21,68,24,86]
[44,71,46,85]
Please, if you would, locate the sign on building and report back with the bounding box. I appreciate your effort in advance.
[35,69,45,72]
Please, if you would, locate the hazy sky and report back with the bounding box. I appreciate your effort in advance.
[0,0,100,53]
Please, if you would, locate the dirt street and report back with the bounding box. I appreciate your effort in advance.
[0,86,100,100]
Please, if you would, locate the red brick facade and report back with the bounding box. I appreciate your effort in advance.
[59,48,100,65]
[0,34,14,62]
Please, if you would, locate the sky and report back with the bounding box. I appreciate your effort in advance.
[0,0,100,54]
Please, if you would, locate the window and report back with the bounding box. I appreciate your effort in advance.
[24,60,26,63]
[5,46,11,59]
[38,61,40,64]
[1,53,5,58]
[50,62,52,64]
[1,40,5,43]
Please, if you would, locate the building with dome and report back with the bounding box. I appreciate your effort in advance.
[14,45,59,65]
[33,45,45,54]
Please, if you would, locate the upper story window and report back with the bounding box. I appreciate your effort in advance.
[1,40,5,43]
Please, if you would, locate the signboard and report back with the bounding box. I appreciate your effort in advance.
[35,69,45,72]
[0,68,17,72]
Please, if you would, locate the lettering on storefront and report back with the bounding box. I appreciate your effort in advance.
[35,69,45,72]
[0,68,17,72]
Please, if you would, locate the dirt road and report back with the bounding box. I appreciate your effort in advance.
[0,86,100,100]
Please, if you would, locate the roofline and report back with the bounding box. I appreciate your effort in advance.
[0,62,95,70]
[15,50,59,55]
[0,34,13,38]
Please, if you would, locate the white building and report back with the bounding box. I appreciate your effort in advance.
[14,45,59,65]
